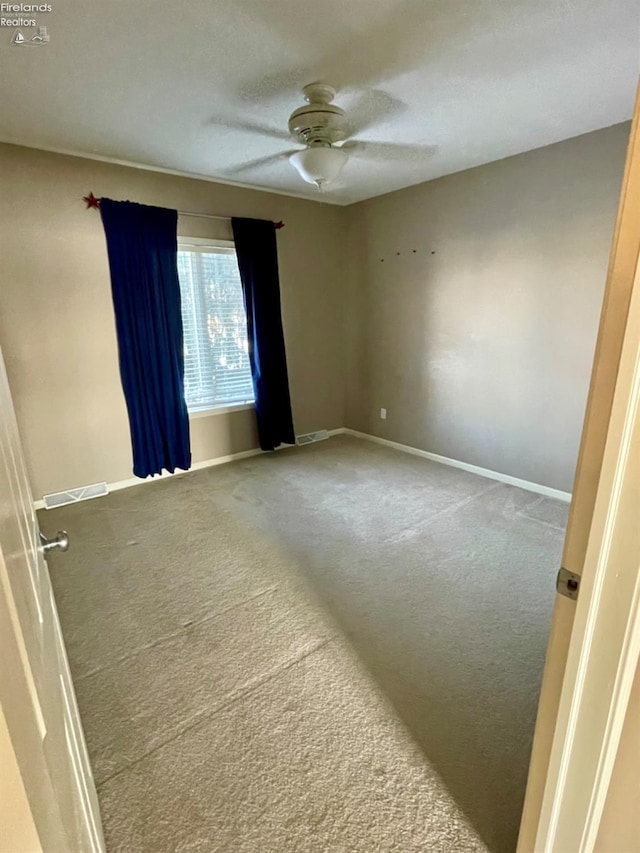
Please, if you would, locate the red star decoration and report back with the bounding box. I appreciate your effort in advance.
[83,191,101,210]
[274,220,284,230]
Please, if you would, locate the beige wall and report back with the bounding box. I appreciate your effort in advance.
[346,123,630,492]
[0,144,348,498]
[0,125,630,499]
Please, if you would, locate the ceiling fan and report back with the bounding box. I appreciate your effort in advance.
[221,83,433,191]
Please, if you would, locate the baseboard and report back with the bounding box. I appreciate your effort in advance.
[343,428,572,503]
[34,428,346,510]
[34,426,567,510]
[33,447,263,510]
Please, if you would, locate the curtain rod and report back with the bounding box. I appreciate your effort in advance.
[82,192,284,228]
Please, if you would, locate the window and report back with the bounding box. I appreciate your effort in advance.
[177,239,254,413]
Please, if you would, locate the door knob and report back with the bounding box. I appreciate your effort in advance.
[39,530,69,556]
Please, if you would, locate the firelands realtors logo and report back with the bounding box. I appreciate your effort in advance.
[2,3,52,45]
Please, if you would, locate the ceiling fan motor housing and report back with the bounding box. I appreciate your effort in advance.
[288,83,347,146]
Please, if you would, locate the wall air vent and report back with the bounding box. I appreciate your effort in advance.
[42,482,108,510]
[296,430,330,446]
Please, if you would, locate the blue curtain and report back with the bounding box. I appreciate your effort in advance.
[231,217,295,450]
[100,199,191,477]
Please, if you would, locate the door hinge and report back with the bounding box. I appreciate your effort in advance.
[557,567,580,601]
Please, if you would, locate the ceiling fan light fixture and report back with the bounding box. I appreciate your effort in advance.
[289,145,348,189]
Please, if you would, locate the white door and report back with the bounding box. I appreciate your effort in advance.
[518,84,640,850]
[0,346,104,852]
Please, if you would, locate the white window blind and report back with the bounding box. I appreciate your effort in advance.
[177,243,254,412]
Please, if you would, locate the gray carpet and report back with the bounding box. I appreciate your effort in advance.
[44,435,567,852]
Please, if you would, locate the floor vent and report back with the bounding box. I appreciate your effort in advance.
[296,430,330,446]
[43,482,108,510]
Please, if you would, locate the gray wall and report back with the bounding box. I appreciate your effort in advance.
[346,123,630,492]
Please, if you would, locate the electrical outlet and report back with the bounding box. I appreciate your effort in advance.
[380,408,387,420]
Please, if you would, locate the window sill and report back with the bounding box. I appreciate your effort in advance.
[188,403,255,419]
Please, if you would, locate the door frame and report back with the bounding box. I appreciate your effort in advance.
[533,256,640,850]
[524,82,640,851]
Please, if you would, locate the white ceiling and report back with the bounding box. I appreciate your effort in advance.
[1,0,638,205]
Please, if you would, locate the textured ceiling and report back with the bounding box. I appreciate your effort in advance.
[0,0,637,205]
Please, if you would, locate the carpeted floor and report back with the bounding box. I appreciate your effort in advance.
[44,435,567,853]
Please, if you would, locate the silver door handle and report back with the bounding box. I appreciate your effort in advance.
[39,530,69,556]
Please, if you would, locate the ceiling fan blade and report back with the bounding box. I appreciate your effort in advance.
[342,140,436,161]
[207,115,292,143]
[345,90,407,136]
[227,151,293,175]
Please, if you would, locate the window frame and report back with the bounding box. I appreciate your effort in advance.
[177,236,255,418]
